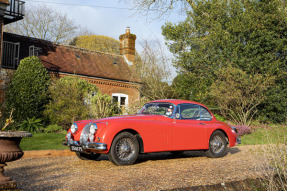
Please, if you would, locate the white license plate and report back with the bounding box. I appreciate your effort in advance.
[70,145,83,152]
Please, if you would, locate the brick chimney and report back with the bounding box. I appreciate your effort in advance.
[119,28,136,66]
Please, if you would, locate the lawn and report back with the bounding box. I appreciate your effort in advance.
[240,125,287,145]
[20,132,68,151]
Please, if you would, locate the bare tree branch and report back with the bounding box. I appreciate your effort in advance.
[135,39,177,100]
[4,4,79,44]
[122,0,191,20]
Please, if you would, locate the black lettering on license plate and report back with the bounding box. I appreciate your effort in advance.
[70,146,83,152]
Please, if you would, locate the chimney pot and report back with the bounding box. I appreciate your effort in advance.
[126,27,130,34]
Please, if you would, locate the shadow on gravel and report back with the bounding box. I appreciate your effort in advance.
[5,162,69,191]
[136,151,205,164]
[68,147,242,165]
[227,147,241,155]
[166,178,264,191]
[135,147,241,164]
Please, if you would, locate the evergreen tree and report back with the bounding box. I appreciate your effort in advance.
[6,56,51,121]
[163,0,287,123]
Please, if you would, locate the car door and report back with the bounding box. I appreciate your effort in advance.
[173,104,212,150]
[140,115,174,153]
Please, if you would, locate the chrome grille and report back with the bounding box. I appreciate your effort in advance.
[80,123,91,146]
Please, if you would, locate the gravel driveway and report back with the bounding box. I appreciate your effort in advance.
[5,145,262,191]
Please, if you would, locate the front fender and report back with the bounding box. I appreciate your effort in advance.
[96,121,142,153]
[206,126,237,148]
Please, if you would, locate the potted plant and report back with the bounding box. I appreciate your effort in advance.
[0,109,32,190]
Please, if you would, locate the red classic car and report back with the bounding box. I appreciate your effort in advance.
[63,99,240,165]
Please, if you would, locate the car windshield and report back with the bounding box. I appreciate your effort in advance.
[138,102,174,117]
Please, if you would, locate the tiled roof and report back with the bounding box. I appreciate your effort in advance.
[40,45,140,83]
[3,32,140,83]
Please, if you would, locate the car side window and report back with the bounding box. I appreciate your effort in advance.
[200,106,212,121]
[179,104,200,120]
[178,104,213,121]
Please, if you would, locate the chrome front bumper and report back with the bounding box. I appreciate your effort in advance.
[62,140,107,151]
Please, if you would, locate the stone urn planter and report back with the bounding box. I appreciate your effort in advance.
[0,131,32,190]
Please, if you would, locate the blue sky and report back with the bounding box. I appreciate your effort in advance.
[24,0,186,53]
[24,0,186,79]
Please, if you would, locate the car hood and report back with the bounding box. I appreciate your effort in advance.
[75,114,160,124]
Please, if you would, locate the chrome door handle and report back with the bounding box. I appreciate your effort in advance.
[199,123,205,125]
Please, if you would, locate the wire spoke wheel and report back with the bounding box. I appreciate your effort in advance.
[205,130,227,158]
[115,138,136,161]
[108,132,139,165]
[210,135,225,154]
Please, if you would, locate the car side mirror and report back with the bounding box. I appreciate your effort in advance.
[175,113,180,119]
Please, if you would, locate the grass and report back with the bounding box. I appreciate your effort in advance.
[240,125,287,145]
[20,132,68,151]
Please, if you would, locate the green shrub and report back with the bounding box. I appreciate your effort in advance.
[44,124,65,133]
[18,117,44,133]
[44,76,97,130]
[90,91,121,119]
[6,56,50,121]
[126,97,150,115]
[213,114,225,122]
[210,66,273,126]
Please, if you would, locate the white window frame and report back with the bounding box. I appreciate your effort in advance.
[112,93,128,107]
[2,41,20,69]
[29,45,42,57]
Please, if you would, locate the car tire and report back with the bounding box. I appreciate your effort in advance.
[75,152,101,160]
[108,132,139,166]
[205,130,227,158]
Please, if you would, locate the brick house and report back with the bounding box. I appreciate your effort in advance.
[1,28,141,106]
[0,0,141,106]
[0,0,141,107]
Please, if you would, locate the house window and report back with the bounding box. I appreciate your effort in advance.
[112,93,128,107]
[29,45,42,57]
[2,41,20,69]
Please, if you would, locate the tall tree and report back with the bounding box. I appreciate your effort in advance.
[70,35,121,54]
[136,39,176,100]
[163,0,287,123]
[4,4,79,43]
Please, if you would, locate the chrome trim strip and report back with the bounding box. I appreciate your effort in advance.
[64,138,107,151]
[66,142,107,151]
[84,143,107,151]
[236,137,241,144]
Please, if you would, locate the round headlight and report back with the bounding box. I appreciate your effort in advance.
[71,123,78,134]
[90,124,97,134]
